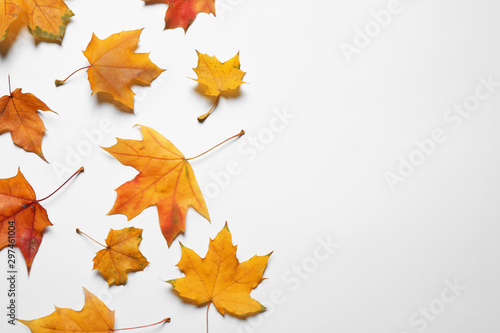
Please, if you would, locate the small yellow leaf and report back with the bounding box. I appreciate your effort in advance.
[92,227,149,286]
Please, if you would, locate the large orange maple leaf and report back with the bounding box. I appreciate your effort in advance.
[103,125,243,246]
[56,29,164,111]
[168,223,271,329]
[0,84,55,161]
[0,167,83,273]
[0,0,73,42]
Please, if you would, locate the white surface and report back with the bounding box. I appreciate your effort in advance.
[1,0,500,332]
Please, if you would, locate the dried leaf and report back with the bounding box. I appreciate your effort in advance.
[192,51,246,121]
[102,125,210,247]
[151,0,215,32]
[0,87,54,161]
[168,223,271,319]
[79,227,149,286]
[0,0,73,42]
[0,167,83,273]
[56,29,164,111]
[18,288,170,332]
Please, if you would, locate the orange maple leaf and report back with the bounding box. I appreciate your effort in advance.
[0,167,83,273]
[102,125,244,246]
[168,223,271,330]
[0,81,55,161]
[55,29,164,111]
[0,0,73,42]
[146,0,215,32]
[192,51,246,122]
[18,288,170,333]
[77,227,149,286]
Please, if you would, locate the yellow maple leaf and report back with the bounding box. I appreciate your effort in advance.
[192,51,246,122]
[55,29,164,111]
[77,227,149,286]
[0,0,73,42]
[167,222,271,329]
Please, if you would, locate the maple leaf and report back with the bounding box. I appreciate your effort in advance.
[55,29,164,111]
[0,78,55,161]
[192,51,246,122]
[77,227,149,286]
[18,287,170,333]
[167,223,271,331]
[0,0,73,42]
[102,125,244,247]
[0,167,83,273]
[146,0,215,32]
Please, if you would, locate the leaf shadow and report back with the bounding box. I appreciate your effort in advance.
[0,14,26,58]
[95,92,135,113]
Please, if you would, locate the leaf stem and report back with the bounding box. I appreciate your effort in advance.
[197,94,220,123]
[37,167,84,203]
[186,130,245,161]
[7,74,11,96]
[206,302,211,333]
[76,228,107,249]
[113,317,171,331]
[55,66,91,86]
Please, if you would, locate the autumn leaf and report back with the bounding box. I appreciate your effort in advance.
[146,0,215,32]
[18,287,170,333]
[77,227,149,286]
[102,125,244,247]
[0,78,55,161]
[167,223,271,331]
[0,0,73,42]
[192,51,246,122]
[55,29,164,111]
[0,167,83,273]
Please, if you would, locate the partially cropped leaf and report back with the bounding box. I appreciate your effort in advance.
[168,223,271,319]
[0,0,73,42]
[147,0,215,32]
[18,288,114,333]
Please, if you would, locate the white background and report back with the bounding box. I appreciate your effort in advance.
[1,0,500,332]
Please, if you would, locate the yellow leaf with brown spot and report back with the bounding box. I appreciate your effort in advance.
[167,223,271,320]
[79,227,149,286]
[0,0,73,42]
